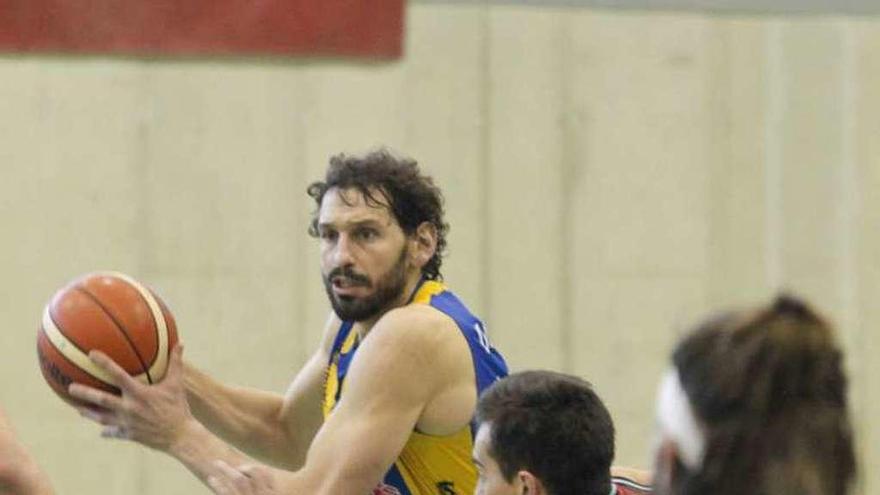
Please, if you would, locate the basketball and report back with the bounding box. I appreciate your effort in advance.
[36,272,179,407]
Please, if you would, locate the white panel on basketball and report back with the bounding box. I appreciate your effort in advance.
[41,305,150,386]
[98,271,170,381]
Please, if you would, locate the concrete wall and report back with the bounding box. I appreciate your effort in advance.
[0,4,877,493]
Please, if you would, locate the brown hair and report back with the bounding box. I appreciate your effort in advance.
[671,295,856,495]
[476,370,615,495]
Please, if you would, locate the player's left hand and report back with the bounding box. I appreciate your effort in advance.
[68,345,195,452]
[207,460,277,495]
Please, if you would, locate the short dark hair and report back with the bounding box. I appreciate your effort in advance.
[475,370,615,495]
[671,294,856,495]
[307,149,449,280]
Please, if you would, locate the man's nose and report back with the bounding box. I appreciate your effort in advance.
[331,233,356,266]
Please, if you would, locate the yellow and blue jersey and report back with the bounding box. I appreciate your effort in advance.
[323,280,508,495]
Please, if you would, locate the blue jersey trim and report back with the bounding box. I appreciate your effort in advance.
[383,463,413,495]
[328,321,355,366]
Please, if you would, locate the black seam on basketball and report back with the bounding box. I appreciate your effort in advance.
[38,325,117,390]
[75,286,155,384]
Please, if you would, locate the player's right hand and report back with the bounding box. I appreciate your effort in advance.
[68,345,195,453]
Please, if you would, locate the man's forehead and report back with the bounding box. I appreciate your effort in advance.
[319,187,394,224]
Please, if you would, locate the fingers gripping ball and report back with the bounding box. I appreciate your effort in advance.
[36,272,179,407]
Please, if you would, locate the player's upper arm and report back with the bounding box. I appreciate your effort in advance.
[280,306,465,494]
[274,313,343,464]
[279,312,340,412]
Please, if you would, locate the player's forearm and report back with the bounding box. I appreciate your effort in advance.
[169,418,253,487]
[0,461,54,495]
[183,363,302,467]
[171,420,322,495]
[0,415,54,495]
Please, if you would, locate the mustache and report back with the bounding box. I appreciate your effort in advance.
[326,266,371,286]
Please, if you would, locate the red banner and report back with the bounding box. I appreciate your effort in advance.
[0,0,405,59]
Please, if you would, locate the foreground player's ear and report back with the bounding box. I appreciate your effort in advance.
[517,471,543,495]
[411,222,437,267]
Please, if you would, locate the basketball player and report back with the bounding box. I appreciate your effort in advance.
[0,407,54,495]
[471,370,651,495]
[653,295,857,495]
[69,149,509,494]
[205,296,856,495]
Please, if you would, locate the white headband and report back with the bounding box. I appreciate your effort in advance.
[656,368,705,470]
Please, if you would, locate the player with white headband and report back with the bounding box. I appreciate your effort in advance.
[655,369,704,472]
[652,295,856,495]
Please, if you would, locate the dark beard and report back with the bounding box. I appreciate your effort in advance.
[322,247,409,322]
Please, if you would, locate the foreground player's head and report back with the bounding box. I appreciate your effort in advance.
[473,370,615,495]
[308,149,448,321]
[654,295,856,495]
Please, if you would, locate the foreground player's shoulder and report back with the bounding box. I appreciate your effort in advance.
[370,305,462,357]
[343,306,466,402]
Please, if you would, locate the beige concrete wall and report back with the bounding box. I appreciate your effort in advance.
[0,4,877,494]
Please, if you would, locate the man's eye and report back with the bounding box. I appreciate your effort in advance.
[356,228,378,240]
[320,230,337,241]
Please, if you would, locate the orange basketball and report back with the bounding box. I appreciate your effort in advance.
[36,272,179,407]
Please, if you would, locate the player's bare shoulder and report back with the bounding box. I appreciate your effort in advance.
[367,305,477,434]
[370,304,465,359]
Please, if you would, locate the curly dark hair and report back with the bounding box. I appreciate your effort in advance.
[307,149,449,281]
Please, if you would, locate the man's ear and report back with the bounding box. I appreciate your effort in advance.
[410,222,438,268]
[516,470,544,495]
